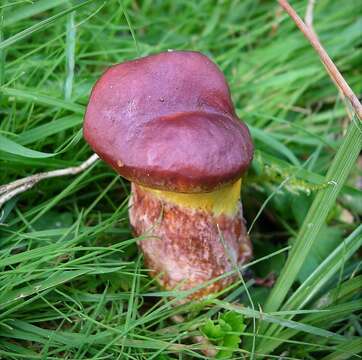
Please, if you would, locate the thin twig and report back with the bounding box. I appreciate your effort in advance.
[305,0,316,29]
[278,0,362,120]
[0,153,99,208]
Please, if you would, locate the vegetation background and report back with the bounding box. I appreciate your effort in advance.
[0,0,361,359]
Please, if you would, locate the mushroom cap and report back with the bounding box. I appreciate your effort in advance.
[83,51,253,193]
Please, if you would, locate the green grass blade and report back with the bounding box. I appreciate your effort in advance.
[260,301,362,354]
[1,87,84,114]
[0,270,89,309]
[0,0,93,50]
[249,125,300,165]
[3,0,70,28]
[263,117,362,314]
[0,134,55,158]
[17,115,83,145]
[64,10,76,101]
[258,228,362,353]
[313,275,362,309]
[320,338,362,360]
[284,224,362,311]
[213,300,347,342]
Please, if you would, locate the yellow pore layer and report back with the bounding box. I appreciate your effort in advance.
[139,179,241,216]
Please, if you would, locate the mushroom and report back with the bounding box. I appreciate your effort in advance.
[83,51,253,299]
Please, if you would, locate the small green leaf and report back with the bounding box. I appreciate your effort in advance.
[221,311,246,333]
[219,319,232,333]
[201,319,225,340]
[202,312,246,359]
[216,334,241,359]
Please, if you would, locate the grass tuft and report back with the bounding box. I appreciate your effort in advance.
[1,0,361,358]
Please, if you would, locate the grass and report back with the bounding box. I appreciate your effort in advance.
[0,0,361,359]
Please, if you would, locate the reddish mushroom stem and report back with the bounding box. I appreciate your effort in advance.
[129,181,252,298]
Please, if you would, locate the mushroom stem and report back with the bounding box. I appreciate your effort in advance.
[129,181,252,299]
